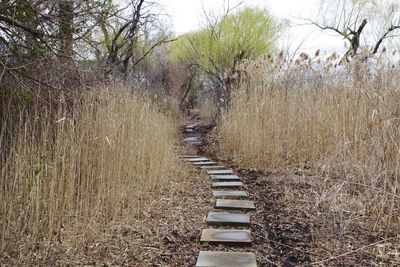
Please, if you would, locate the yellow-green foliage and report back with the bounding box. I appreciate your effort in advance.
[171,7,279,77]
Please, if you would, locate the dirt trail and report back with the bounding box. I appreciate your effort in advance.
[181,114,399,267]
[180,116,313,266]
[196,136,313,266]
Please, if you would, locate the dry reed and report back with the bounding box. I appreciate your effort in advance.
[0,84,181,254]
[220,51,400,233]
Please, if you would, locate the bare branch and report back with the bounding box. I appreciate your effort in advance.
[302,18,348,39]
[373,24,400,53]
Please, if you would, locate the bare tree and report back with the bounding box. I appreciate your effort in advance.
[0,0,112,91]
[371,1,400,54]
[0,0,174,93]
[58,0,74,60]
[304,0,400,59]
[94,0,175,79]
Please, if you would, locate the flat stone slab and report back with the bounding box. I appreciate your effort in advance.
[211,174,240,179]
[181,155,200,158]
[186,141,202,145]
[186,157,209,162]
[207,169,234,175]
[212,178,241,183]
[192,161,217,165]
[212,182,243,188]
[213,190,247,199]
[188,142,202,145]
[201,165,226,170]
[206,212,251,226]
[211,175,241,181]
[216,199,256,210]
[184,136,200,142]
[200,229,251,244]
[184,136,202,145]
[196,251,257,267]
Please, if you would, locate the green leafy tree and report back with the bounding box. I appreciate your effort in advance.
[172,7,279,106]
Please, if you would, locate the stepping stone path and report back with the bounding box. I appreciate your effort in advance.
[181,123,257,266]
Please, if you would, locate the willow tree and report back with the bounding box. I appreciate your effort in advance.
[172,7,279,107]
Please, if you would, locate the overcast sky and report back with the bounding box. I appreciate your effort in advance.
[158,0,346,55]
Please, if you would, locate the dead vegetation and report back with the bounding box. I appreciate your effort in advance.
[0,84,185,264]
[218,50,400,253]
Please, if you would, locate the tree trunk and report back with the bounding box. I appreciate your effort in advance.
[58,0,74,60]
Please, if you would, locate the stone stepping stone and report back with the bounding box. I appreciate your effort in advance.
[213,190,247,199]
[200,229,251,244]
[181,155,200,158]
[212,178,241,183]
[211,174,240,179]
[184,136,202,145]
[212,182,243,188]
[192,161,217,166]
[216,199,256,210]
[201,165,226,170]
[211,175,241,181]
[206,212,251,226]
[207,169,234,175]
[184,136,200,141]
[186,157,209,162]
[186,141,202,145]
[196,251,257,267]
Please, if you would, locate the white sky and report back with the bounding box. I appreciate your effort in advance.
[158,0,346,55]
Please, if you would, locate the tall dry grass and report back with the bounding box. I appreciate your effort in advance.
[220,51,400,233]
[0,84,181,253]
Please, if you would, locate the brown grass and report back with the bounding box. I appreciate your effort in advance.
[219,51,400,234]
[0,84,182,256]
